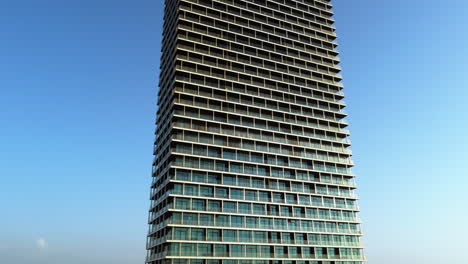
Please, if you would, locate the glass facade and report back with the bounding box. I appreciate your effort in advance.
[147,0,365,263]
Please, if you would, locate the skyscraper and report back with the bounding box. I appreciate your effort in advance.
[147,0,365,264]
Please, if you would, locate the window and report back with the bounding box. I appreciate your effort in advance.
[254,231,267,243]
[199,214,213,226]
[224,201,237,213]
[253,204,265,215]
[198,244,213,256]
[246,245,258,257]
[223,175,236,185]
[231,245,245,257]
[176,198,190,210]
[216,187,228,198]
[259,191,270,202]
[238,202,251,214]
[208,173,221,184]
[246,217,258,228]
[174,228,189,240]
[208,229,221,241]
[173,183,183,194]
[192,172,206,183]
[231,189,244,200]
[216,215,229,227]
[208,200,221,212]
[176,170,191,181]
[231,216,244,228]
[200,186,214,197]
[192,199,206,211]
[185,184,198,196]
[214,244,228,257]
[239,230,252,242]
[191,228,205,241]
[245,190,257,201]
[223,230,237,242]
[181,243,196,256]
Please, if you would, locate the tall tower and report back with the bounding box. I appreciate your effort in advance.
[147,1,365,264]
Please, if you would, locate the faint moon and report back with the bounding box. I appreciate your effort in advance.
[36,238,47,249]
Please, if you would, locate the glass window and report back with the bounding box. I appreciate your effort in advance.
[200,159,214,170]
[259,191,270,202]
[224,201,237,213]
[214,244,228,257]
[185,184,198,196]
[199,214,213,226]
[200,186,214,197]
[194,146,207,156]
[231,245,245,257]
[208,229,222,241]
[223,150,236,160]
[246,217,258,228]
[181,243,196,256]
[177,170,191,181]
[216,187,228,198]
[215,215,229,227]
[238,176,250,187]
[191,228,205,241]
[174,228,189,240]
[208,147,221,158]
[271,232,281,243]
[294,207,304,218]
[273,193,284,203]
[238,202,251,214]
[184,213,198,225]
[244,165,257,175]
[223,229,237,242]
[171,212,182,224]
[208,173,221,184]
[275,246,286,257]
[280,206,291,217]
[312,196,323,207]
[286,194,297,204]
[186,157,199,168]
[253,204,265,215]
[173,183,183,194]
[192,199,206,211]
[231,216,244,228]
[169,243,180,256]
[274,218,287,230]
[245,190,257,201]
[239,230,252,242]
[231,163,243,173]
[254,231,267,243]
[299,195,310,205]
[176,198,190,210]
[208,200,221,212]
[246,245,258,257]
[289,219,299,230]
[192,172,206,183]
[260,218,273,229]
[216,161,228,171]
[231,189,244,200]
[223,175,236,185]
[198,244,213,256]
[301,220,313,231]
[260,246,271,258]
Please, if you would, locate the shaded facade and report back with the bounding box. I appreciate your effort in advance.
[147,0,365,264]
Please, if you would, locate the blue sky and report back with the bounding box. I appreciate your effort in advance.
[0,0,467,263]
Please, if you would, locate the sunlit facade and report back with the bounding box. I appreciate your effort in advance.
[146,0,365,264]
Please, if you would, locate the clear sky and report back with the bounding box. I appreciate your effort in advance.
[0,0,467,263]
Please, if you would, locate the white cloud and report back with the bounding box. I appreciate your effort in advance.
[36,238,47,249]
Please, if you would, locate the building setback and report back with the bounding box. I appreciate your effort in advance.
[147,1,365,264]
